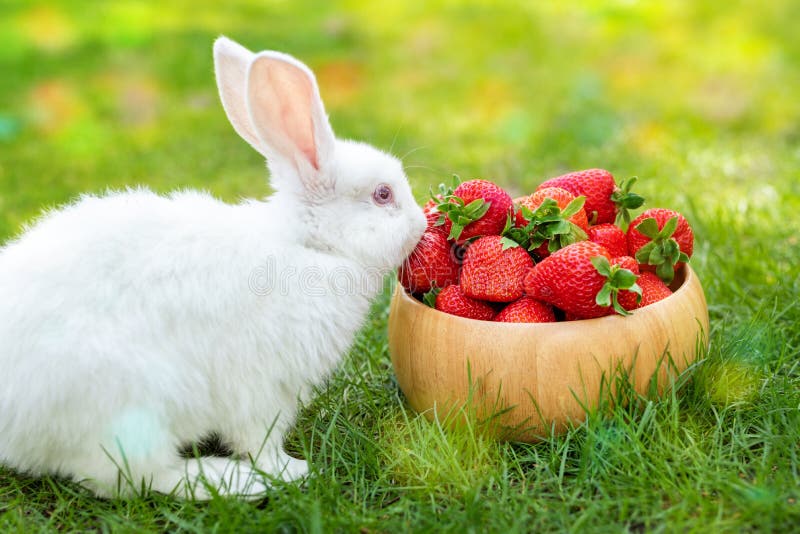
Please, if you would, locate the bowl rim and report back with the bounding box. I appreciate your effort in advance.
[394,263,698,328]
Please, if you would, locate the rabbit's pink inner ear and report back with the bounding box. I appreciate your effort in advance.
[248,58,319,171]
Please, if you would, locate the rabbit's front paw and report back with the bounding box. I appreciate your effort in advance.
[189,457,269,500]
[279,455,309,482]
[255,451,308,482]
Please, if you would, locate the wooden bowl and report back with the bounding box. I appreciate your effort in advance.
[388,264,709,441]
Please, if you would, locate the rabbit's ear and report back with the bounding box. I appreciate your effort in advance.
[245,51,336,193]
[213,37,267,157]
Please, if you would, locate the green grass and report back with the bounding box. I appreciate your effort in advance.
[2,0,799,531]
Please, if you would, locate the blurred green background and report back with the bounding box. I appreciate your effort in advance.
[2,0,799,243]
[2,2,800,529]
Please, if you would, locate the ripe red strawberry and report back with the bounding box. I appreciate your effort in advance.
[588,223,627,258]
[425,209,441,231]
[613,255,640,275]
[523,242,610,318]
[435,179,513,243]
[460,235,534,302]
[637,272,673,307]
[435,284,496,321]
[494,297,555,323]
[523,242,641,318]
[398,230,460,294]
[612,256,641,311]
[627,208,694,284]
[537,169,644,225]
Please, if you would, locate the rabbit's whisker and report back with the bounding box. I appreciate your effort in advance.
[389,122,405,154]
[403,164,441,174]
[400,145,429,162]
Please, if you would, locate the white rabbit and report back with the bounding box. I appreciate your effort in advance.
[0,36,426,499]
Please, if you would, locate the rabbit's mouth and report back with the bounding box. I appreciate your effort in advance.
[397,221,426,265]
[407,209,427,249]
[401,236,423,261]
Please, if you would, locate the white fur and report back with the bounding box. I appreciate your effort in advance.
[0,36,426,499]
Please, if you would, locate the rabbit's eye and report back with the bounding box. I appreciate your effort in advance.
[372,184,394,206]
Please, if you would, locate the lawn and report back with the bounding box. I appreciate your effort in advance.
[2,0,800,531]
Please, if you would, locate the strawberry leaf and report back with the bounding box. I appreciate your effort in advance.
[502,213,514,234]
[634,215,689,284]
[630,281,643,305]
[596,284,613,307]
[635,217,660,239]
[573,224,588,241]
[510,197,588,255]
[503,228,529,249]
[612,268,638,288]
[648,246,665,265]
[660,216,678,240]
[657,261,676,285]
[561,195,586,218]
[442,198,491,241]
[432,179,456,205]
[550,220,571,235]
[552,223,587,251]
[431,176,493,241]
[529,234,547,249]
[422,284,441,308]
[612,176,645,227]
[611,293,630,316]
[500,236,520,250]
[591,256,613,277]
[663,238,679,257]
[464,198,490,219]
[518,205,535,223]
[635,242,656,263]
[448,223,464,241]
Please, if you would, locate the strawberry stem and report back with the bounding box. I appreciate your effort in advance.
[612,176,645,228]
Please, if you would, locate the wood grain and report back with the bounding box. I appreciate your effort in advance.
[388,264,709,441]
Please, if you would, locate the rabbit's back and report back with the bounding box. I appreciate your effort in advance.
[0,188,370,478]
[0,188,255,362]
[0,189,239,471]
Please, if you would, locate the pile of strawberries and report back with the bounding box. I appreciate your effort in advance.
[399,169,694,323]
